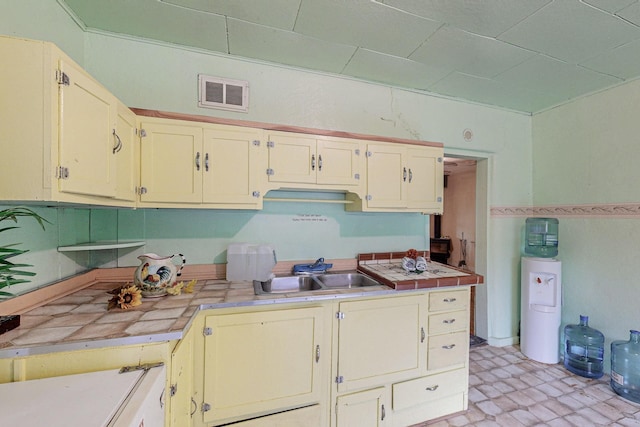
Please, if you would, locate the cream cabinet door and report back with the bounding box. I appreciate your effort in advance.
[202,307,325,425]
[363,144,405,208]
[169,330,194,427]
[316,138,361,186]
[139,120,203,203]
[336,387,389,427]
[57,58,117,198]
[114,103,139,202]
[267,133,317,184]
[405,146,443,211]
[202,126,264,205]
[336,296,426,392]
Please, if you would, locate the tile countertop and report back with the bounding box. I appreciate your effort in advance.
[0,253,483,358]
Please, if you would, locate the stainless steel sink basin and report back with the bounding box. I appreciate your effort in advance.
[254,272,382,294]
[315,273,380,288]
[254,275,324,294]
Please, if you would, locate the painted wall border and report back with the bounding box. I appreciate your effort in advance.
[491,203,640,218]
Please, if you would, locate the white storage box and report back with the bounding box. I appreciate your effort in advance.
[226,243,277,282]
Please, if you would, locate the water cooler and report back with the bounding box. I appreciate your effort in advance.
[520,218,562,364]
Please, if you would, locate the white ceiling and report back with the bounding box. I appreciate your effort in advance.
[60,0,640,114]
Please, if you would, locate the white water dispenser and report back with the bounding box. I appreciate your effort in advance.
[520,256,562,363]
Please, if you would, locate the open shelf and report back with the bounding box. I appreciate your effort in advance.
[57,241,145,252]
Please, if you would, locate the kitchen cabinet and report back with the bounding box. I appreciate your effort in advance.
[0,35,135,207]
[336,387,390,427]
[169,326,195,427]
[197,306,327,426]
[114,102,140,202]
[266,132,362,189]
[139,118,265,208]
[347,143,443,214]
[334,295,426,393]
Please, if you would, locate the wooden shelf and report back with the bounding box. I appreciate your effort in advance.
[57,241,145,252]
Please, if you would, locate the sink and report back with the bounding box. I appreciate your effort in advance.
[254,275,323,294]
[254,272,383,294]
[315,273,380,288]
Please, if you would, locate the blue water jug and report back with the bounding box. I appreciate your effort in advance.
[524,217,559,258]
[611,330,640,403]
[563,315,604,379]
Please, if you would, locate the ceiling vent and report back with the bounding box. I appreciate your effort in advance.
[198,74,249,112]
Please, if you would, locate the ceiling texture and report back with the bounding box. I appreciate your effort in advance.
[60,0,640,114]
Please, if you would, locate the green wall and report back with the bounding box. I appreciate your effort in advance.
[1,0,535,346]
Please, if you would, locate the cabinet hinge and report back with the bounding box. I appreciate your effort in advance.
[355,148,360,155]
[202,402,211,412]
[336,311,345,320]
[203,326,213,336]
[136,186,148,195]
[169,384,177,397]
[267,141,275,148]
[56,166,69,180]
[140,129,147,138]
[365,195,372,201]
[252,191,261,198]
[437,197,443,202]
[437,157,443,162]
[335,375,344,384]
[354,173,360,180]
[56,70,70,86]
[119,362,164,373]
[252,140,261,146]
[266,168,275,176]
[366,151,372,157]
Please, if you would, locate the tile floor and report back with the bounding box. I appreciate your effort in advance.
[420,344,640,426]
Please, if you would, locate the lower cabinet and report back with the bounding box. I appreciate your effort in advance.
[196,306,327,426]
[336,387,390,427]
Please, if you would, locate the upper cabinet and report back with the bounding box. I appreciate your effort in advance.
[0,35,136,207]
[138,117,265,209]
[347,143,444,214]
[265,132,363,191]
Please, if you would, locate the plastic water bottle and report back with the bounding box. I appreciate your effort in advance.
[611,330,640,403]
[524,217,559,258]
[563,315,604,378]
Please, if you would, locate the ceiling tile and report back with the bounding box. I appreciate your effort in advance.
[63,0,228,52]
[429,72,548,112]
[377,0,551,37]
[227,18,356,74]
[499,0,640,63]
[160,0,301,30]
[343,49,449,89]
[409,26,536,78]
[580,38,640,79]
[495,55,621,104]
[582,0,637,14]
[295,0,440,57]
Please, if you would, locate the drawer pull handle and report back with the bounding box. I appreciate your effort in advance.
[443,319,456,324]
[442,344,456,350]
[421,327,425,343]
[381,404,386,421]
[425,385,439,391]
[316,345,320,363]
[443,298,457,303]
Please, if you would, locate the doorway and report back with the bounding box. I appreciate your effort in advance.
[430,155,487,340]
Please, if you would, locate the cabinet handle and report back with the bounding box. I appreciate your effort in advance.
[408,168,413,183]
[403,167,407,181]
[205,153,209,172]
[425,385,439,392]
[112,129,122,154]
[315,345,320,363]
[443,297,457,303]
[421,327,425,343]
[311,154,316,171]
[381,404,386,421]
[443,319,456,324]
[318,154,322,171]
[195,152,201,171]
[442,344,456,350]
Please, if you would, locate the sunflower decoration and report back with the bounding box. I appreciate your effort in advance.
[406,248,418,260]
[108,284,142,310]
[166,279,197,296]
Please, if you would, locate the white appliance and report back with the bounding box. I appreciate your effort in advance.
[0,364,166,427]
[520,257,562,363]
[226,242,277,282]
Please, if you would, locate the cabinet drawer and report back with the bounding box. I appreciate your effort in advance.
[392,368,467,410]
[427,331,468,371]
[428,310,468,334]
[428,289,468,312]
